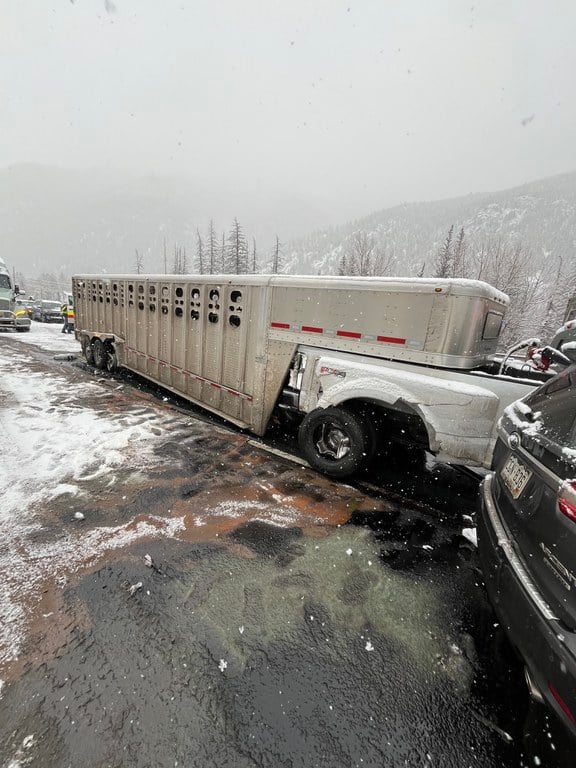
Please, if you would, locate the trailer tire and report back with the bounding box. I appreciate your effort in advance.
[298,406,371,478]
[92,338,107,369]
[82,337,96,365]
[105,342,118,373]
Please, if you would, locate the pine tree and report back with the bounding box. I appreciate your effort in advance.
[272,235,283,274]
[207,220,218,274]
[226,218,248,274]
[172,245,183,274]
[196,230,204,274]
[251,237,258,274]
[452,227,467,277]
[134,248,144,274]
[220,232,226,273]
[434,225,454,278]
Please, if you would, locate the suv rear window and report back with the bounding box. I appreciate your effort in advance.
[521,369,576,457]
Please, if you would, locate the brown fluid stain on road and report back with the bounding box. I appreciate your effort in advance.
[0,341,398,689]
[0,403,385,682]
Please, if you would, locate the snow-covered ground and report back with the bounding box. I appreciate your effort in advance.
[12,320,81,354]
[0,334,185,668]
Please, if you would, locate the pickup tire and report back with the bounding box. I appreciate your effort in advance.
[298,406,371,478]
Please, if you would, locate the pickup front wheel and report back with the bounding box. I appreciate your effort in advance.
[298,407,372,478]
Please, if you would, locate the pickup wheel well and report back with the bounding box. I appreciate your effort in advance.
[339,399,431,454]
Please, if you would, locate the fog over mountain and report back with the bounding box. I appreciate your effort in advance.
[4,164,575,288]
[0,163,335,278]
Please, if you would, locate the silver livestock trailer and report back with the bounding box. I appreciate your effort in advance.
[72,274,537,477]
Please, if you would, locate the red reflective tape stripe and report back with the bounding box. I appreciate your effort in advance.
[271,322,290,329]
[302,325,323,333]
[210,382,221,389]
[377,336,406,345]
[337,330,362,339]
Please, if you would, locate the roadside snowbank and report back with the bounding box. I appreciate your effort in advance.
[0,341,182,666]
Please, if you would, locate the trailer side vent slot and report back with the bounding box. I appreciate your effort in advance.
[138,301,144,311]
[231,290,242,303]
[229,315,241,328]
[175,307,183,318]
[191,288,200,301]
[208,312,219,324]
[162,306,168,315]
[149,285,156,295]
[176,287,184,298]
[191,310,200,320]
[209,289,219,302]
[149,303,156,312]
[138,285,144,294]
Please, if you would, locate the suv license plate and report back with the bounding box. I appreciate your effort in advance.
[501,455,532,499]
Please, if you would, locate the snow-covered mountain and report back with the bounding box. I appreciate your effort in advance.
[2,163,576,283]
[285,171,576,277]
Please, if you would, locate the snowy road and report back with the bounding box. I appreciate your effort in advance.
[0,325,567,767]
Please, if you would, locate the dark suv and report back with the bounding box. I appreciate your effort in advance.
[478,364,576,736]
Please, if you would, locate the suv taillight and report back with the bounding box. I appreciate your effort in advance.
[558,480,576,523]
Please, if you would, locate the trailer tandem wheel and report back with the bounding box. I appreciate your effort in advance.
[92,338,107,369]
[104,341,118,372]
[82,337,96,366]
[298,406,372,478]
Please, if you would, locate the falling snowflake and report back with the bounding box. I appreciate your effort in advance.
[218,659,228,672]
[365,641,374,652]
[346,548,353,556]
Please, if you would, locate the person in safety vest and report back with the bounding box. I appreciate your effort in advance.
[61,303,70,333]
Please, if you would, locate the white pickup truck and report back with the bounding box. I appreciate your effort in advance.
[72,274,557,478]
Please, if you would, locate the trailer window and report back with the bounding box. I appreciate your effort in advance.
[482,311,503,340]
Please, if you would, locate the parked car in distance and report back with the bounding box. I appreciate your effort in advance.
[478,364,576,738]
[14,299,35,318]
[0,309,31,332]
[32,300,64,323]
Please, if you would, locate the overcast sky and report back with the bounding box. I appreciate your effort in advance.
[2,0,576,220]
